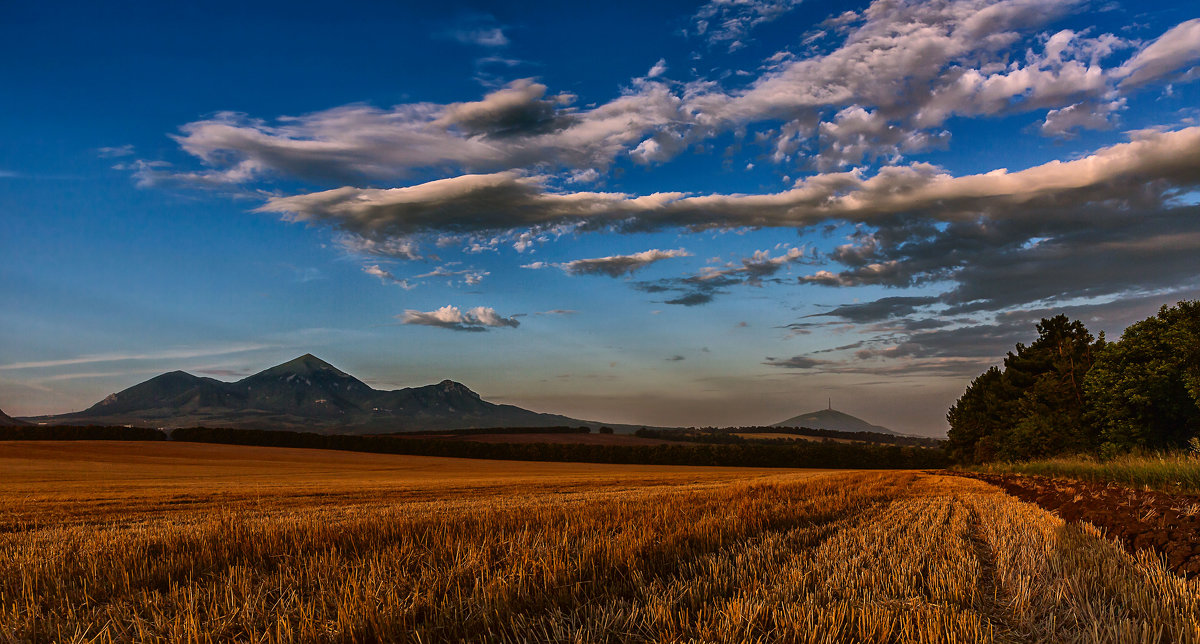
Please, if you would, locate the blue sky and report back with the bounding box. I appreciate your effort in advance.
[3,0,1199,434]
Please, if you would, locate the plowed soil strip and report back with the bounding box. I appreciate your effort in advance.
[960,472,1200,578]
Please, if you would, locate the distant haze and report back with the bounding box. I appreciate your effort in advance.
[3,2,1199,438]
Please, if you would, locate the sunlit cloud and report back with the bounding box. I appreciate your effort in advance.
[399,305,520,332]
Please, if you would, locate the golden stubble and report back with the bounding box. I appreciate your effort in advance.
[0,441,1196,642]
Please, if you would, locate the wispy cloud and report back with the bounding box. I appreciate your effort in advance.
[415,264,489,285]
[451,26,509,47]
[363,264,414,289]
[0,343,274,371]
[634,247,812,305]
[524,248,691,277]
[690,0,804,52]
[37,369,164,383]
[442,13,511,48]
[97,144,135,158]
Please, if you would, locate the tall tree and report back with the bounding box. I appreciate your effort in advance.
[946,367,1007,463]
[1000,315,1101,459]
[947,315,1101,462]
[1084,301,1200,450]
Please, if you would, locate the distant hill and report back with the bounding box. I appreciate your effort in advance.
[25,354,607,433]
[0,407,29,426]
[773,408,898,435]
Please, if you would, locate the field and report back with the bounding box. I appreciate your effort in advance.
[2,442,1199,642]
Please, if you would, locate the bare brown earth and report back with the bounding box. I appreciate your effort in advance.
[961,472,1200,578]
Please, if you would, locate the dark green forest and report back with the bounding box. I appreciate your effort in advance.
[635,426,942,447]
[0,423,947,469]
[947,301,1200,463]
[169,426,949,469]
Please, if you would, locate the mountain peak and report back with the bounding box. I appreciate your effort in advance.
[254,354,350,378]
[773,407,896,435]
[143,370,202,384]
[437,380,481,398]
[37,356,587,432]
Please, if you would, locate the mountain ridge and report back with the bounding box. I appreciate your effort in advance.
[0,407,29,426]
[24,354,609,433]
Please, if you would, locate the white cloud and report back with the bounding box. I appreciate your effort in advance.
[259,126,1200,314]
[362,264,414,289]
[400,305,520,331]
[1114,19,1200,87]
[339,235,422,260]
[691,0,805,51]
[1040,98,1125,137]
[523,250,691,277]
[567,168,600,184]
[261,127,1200,238]
[414,264,489,285]
[553,249,692,277]
[159,78,681,185]
[817,105,947,169]
[139,3,1198,195]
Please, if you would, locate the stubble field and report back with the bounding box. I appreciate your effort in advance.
[1,441,1198,642]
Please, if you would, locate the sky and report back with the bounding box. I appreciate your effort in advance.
[2,0,1199,435]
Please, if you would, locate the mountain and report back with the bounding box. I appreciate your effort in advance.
[29,354,600,433]
[0,407,29,426]
[773,408,897,435]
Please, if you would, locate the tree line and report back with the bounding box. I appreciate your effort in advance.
[171,426,949,469]
[0,423,948,468]
[383,426,592,437]
[636,426,942,448]
[948,301,1200,463]
[0,425,166,441]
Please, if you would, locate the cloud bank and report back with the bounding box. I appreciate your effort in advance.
[143,1,1200,192]
[260,126,1200,312]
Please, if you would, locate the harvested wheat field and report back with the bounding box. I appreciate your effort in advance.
[1,442,1198,643]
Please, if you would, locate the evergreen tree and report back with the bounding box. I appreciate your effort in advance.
[946,367,1007,463]
[998,315,1100,459]
[947,315,1100,462]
